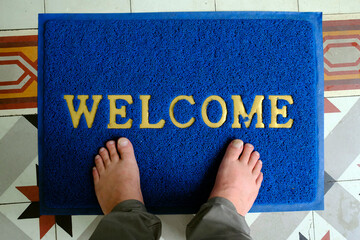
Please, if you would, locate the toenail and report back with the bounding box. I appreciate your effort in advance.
[95,155,100,159]
[108,141,115,145]
[118,138,128,147]
[99,147,105,152]
[246,143,254,149]
[232,139,243,149]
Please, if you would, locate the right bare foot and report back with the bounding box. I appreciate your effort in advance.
[209,139,263,216]
[92,137,144,215]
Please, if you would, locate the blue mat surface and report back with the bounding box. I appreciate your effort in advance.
[38,12,324,215]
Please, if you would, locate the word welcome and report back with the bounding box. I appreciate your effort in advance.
[63,95,294,129]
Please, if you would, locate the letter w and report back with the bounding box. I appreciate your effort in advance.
[64,95,102,128]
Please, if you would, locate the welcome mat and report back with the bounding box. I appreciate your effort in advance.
[38,12,324,215]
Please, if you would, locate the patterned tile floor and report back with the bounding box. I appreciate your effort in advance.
[1,1,360,239]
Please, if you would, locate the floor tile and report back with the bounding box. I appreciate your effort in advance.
[0,30,38,116]
[324,13,360,21]
[157,214,193,240]
[299,0,360,14]
[337,180,360,202]
[315,181,360,240]
[286,212,314,240]
[338,153,360,181]
[323,18,360,97]
[56,215,99,239]
[0,209,32,240]
[0,0,44,30]
[215,0,298,12]
[245,212,261,226]
[0,157,37,204]
[77,216,103,240]
[0,116,20,139]
[324,96,360,138]
[313,212,347,240]
[132,0,215,13]
[0,11,358,240]
[250,211,310,240]
[45,0,130,13]
[0,203,56,239]
[324,98,360,180]
[0,117,38,197]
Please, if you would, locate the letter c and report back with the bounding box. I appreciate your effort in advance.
[169,95,195,128]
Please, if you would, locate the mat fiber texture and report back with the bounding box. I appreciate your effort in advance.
[38,12,324,215]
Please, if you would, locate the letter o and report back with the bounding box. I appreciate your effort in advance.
[201,95,227,128]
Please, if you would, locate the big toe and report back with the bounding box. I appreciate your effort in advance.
[222,139,244,161]
[117,137,136,161]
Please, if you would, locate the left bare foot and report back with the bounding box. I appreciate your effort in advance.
[92,137,143,215]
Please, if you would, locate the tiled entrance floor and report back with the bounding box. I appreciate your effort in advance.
[1,1,360,239]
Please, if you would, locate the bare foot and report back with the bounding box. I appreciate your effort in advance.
[92,137,144,215]
[209,139,263,216]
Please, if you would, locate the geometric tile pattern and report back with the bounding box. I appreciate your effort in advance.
[0,4,360,239]
[0,31,37,116]
[324,97,340,113]
[324,96,359,138]
[317,181,360,239]
[0,116,100,239]
[0,203,55,240]
[287,212,314,240]
[323,20,360,97]
[15,165,73,239]
[313,213,346,240]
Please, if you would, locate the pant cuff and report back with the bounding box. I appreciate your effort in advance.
[111,199,147,213]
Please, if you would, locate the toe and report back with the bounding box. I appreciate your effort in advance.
[239,143,254,163]
[248,151,260,167]
[252,160,262,176]
[99,147,111,167]
[222,139,244,161]
[106,140,120,162]
[94,155,105,174]
[256,172,263,186]
[92,167,100,184]
[117,137,136,161]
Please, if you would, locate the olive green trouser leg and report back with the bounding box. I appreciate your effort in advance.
[90,197,252,240]
[90,199,161,240]
[186,197,252,240]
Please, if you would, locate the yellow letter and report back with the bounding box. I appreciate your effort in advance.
[268,95,294,128]
[169,95,195,128]
[107,95,133,129]
[231,95,265,128]
[201,95,227,128]
[140,95,165,128]
[63,95,102,128]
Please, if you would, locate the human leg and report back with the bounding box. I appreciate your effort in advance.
[90,138,161,240]
[186,140,263,240]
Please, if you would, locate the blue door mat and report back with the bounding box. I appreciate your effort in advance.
[38,12,324,215]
